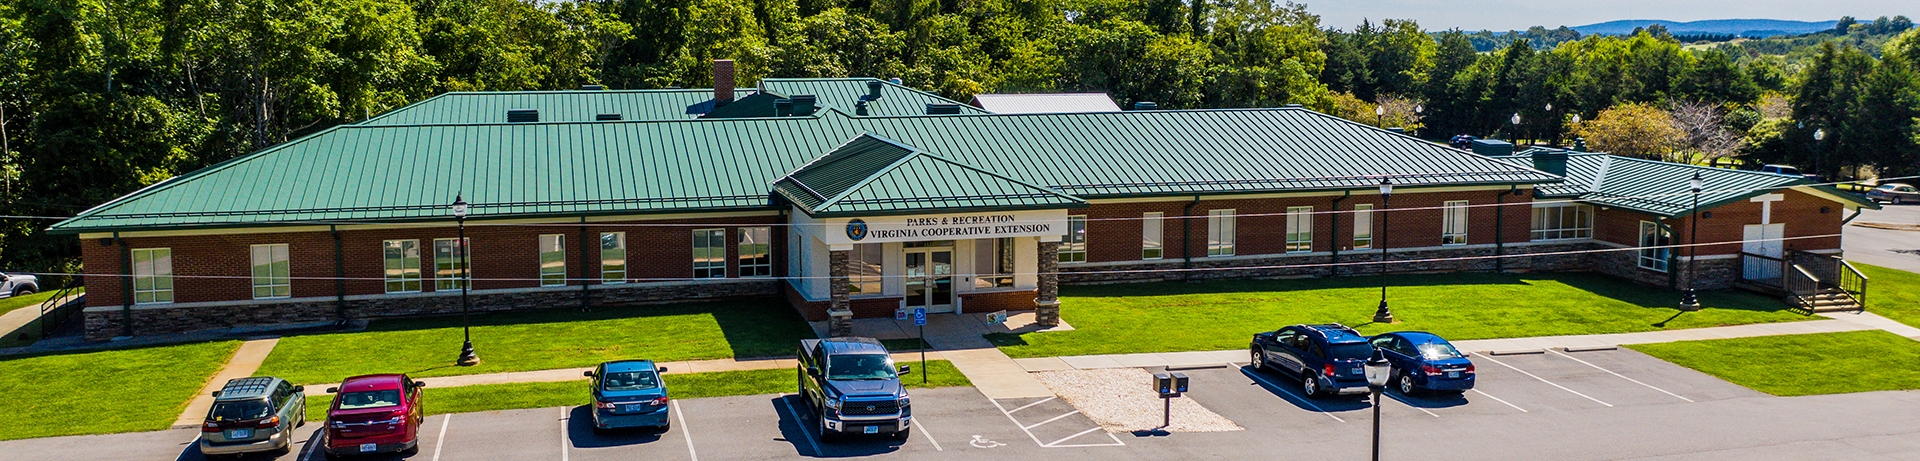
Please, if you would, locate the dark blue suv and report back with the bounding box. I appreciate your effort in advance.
[1251,324,1376,398]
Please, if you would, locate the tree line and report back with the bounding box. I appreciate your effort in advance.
[1,0,1918,273]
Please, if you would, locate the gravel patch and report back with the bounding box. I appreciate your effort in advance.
[1033,368,1242,433]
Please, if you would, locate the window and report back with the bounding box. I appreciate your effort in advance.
[975,238,1016,288]
[1441,200,1469,246]
[849,243,883,295]
[693,228,726,278]
[382,240,421,293]
[739,227,772,277]
[250,244,291,299]
[1207,209,1235,257]
[434,238,470,291]
[1639,221,1672,272]
[131,248,173,304]
[1141,212,1163,260]
[1060,216,1087,263]
[601,232,626,283]
[1286,206,1313,253]
[1353,204,1374,250]
[539,235,566,287]
[1530,205,1594,240]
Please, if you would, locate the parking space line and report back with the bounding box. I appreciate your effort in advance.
[778,397,825,457]
[672,400,699,460]
[432,414,452,461]
[1548,349,1695,403]
[1045,427,1104,447]
[911,413,942,451]
[1006,397,1056,414]
[1023,410,1082,430]
[1382,393,1440,418]
[1470,389,1528,413]
[1473,353,1613,407]
[1240,368,1346,423]
[988,398,1049,447]
[558,407,569,461]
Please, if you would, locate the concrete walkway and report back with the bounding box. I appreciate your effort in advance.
[0,292,83,342]
[404,352,944,389]
[173,337,281,428]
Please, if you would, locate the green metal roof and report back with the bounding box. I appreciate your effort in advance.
[757,78,987,117]
[1495,149,1878,217]
[772,134,1085,217]
[52,106,1560,234]
[359,89,759,125]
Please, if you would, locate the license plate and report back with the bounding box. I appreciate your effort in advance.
[360,443,377,453]
[623,404,644,412]
[863,426,879,434]
[1448,371,1460,378]
[1351,368,1362,375]
[226,429,251,439]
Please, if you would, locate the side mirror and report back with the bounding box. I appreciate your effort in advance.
[657,366,668,373]
[210,391,221,397]
[898,365,911,374]
[292,385,304,393]
[325,387,340,394]
[413,381,426,388]
[807,367,822,378]
[583,371,595,378]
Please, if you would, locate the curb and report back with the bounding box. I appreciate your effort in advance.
[1485,349,1545,356]
[1562,345,1618,352]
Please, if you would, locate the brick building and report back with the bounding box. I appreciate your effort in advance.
[49,63,1877,339]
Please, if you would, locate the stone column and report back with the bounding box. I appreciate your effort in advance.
[828,249,854,337]
[1035,240,1061,327]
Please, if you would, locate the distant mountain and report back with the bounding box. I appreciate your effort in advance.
[1570,19,1837,38]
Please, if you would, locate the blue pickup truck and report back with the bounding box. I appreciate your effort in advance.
[796,337,912,442]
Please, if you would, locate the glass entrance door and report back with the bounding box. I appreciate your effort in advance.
[905,247,955,313]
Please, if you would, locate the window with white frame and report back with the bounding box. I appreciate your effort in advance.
[1060,216,1088,263]
[601,232,627,283]
[539,235,566,287]
[693,228,727,278]
[739,227,772,277]
[382,240,421,293]
[1530,204,1594,240]
[132,248,174,304]
[974,238,1016,288]
[1286,206,1314,253]
[1142,212,1164,260]
[1441,200,1469,245]
[1208,209,1236,257]
[849,243,883,295]
[1353,204,1374,249]
[250,244,291,299]
[434,238,470,291]
[1639,221,1672,272]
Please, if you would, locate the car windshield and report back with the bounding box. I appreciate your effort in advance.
[1329,343,1375,360]
[1417,343,1464,360]
[208,399,272,422]
[826,354,897,380]
[336,390,402,410]
[600,371,660,392]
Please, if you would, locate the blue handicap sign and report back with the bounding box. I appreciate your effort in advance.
[912,307,927,326]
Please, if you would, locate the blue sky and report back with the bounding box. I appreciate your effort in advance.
[1300,1,1911,32]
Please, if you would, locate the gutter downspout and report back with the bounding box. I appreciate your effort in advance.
[580,216,592,312]
[1330,191,1351,277]
[1495,186,1515,273]
[1841,207,1866,225]
[118,232,132,337]
[333,225,347,324]
[1183,196,1200,281]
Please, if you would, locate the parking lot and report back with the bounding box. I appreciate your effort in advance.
[7,347,1920,460]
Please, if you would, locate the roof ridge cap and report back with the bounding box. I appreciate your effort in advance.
[53,124,352,228]
[814,136,927,209]
[907,151,1086,203]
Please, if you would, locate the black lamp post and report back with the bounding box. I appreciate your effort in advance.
[1680,173,1704,311]
[1375,178,1396,324]
[1813,128,1826,179]
[1375,105,1386,127]
[1364,351,1392,461]
[453,194,480,366]
[1509,113,1522,146]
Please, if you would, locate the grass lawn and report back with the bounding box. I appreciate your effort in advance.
[256,298,817,386]
[303,360,969,422]
[0,288,80,316]
[1855,263,1920,330]
[0,340,239,441]
[0,288,87,348]
[1627,330,1920,396]
[988,272,1810,358]
[879,338,931,351]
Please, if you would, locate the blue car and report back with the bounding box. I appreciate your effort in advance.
[585,360,671,433]
[1367,332,1474,395]
[1251,324,1376,398]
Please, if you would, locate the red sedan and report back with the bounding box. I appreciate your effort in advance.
[324,374,425,457]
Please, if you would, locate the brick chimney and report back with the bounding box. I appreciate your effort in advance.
[713,59,736,107]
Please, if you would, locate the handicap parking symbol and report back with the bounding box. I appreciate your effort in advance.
[969,435,1005,448]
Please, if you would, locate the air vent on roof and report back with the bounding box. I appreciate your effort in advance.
[925,103,963,115]
[855,100,870,116]
[506,109,539,123]
[1131,101,1158,110]
[595,114,623,121]
[866,81,884,100]
[792,95,817,116]
[773,99,794,117]
[579,84,605,90]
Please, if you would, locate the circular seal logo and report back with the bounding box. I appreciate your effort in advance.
[846,219,869,241]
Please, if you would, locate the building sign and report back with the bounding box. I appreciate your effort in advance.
[807,209,1069,245]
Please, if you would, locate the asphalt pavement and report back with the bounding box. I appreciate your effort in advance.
[1845,204,1920,273]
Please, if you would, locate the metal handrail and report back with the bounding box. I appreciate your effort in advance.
[35,279,84,340]
[1739,252,1787,289]
[1785,264,1821,306]
[1839,260,1869,309]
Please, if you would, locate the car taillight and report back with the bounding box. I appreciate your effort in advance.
[1422,365,1442,376]
[650,396,669,406]
[202,422,221,433]
[1324,364,1335,377]
[1465,364,1476,374]
[256,416,281,428]
[595,401,616,409]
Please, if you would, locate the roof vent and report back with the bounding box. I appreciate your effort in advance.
[1573,137,1589,151]
[773,99,794,117]
[866,81,884,100]
[925,103,963,115]
[506,109,539,123]
[889,77,904,85]
[792,95,818,116]
[579,84,605,90]
[1131,101,1158,110]
[595,113,623,121]
[854,100,870,116]
[1531,150,1569,177]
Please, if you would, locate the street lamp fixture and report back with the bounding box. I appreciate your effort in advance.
[1374,178,1396,324]
[452,194,480,366]
[1365,351,1393,461]
[1680,173,1704,311]
[1813,129,1827,178]
[1375,105,1386,127]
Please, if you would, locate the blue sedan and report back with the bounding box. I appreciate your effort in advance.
[585,360,672,433]
[1367,332,1474,395]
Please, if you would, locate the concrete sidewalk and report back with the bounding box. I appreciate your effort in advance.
[403,351,945,389]
[0,292,83,342]
[173,337,281,428]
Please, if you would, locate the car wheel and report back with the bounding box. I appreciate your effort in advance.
[817,412,837,443]
[1250,348,1266,372]
[1398,371,1417,395]
[12,287,31,298]
[1301,372,1321,398]
[1896,197,1905,205]
[275,441,294,457]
